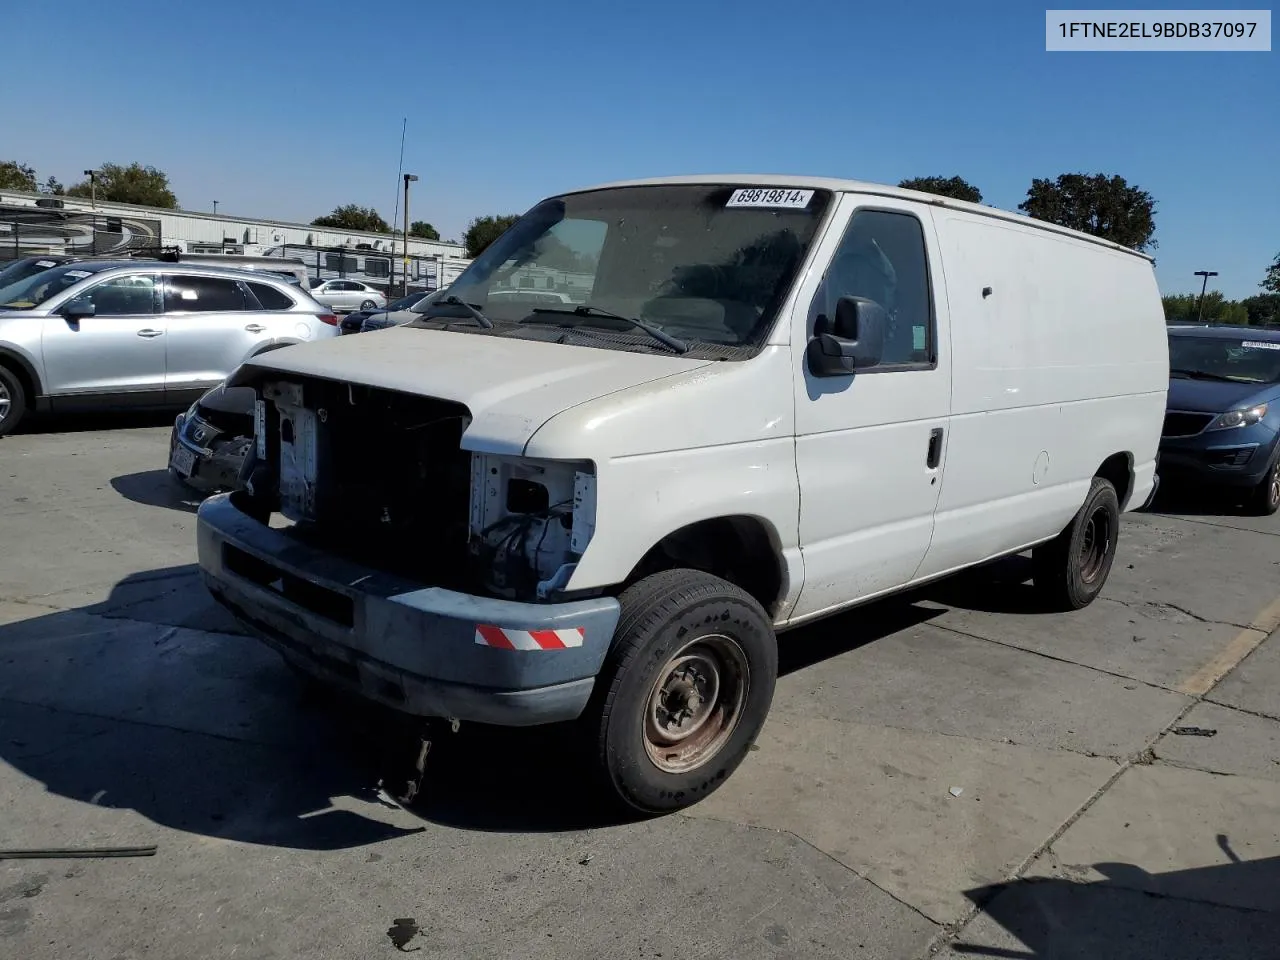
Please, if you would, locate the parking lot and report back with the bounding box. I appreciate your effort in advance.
[2,415,1279,959]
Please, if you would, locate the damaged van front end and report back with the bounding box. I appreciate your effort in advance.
[195,378,620,724]
[194,327,715,727]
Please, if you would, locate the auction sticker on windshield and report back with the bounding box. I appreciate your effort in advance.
[1242,340,1280,350]
[726,188,814,209]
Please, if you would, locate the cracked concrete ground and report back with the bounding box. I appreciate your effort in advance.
[2,415,1279,959]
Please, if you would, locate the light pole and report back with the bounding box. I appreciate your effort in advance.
[403,173,418,298]
[212,200,219,216]
[82,169,98,209]
[1194,270,1218,323]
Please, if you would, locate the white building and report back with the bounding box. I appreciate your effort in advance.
[0,189,471,294]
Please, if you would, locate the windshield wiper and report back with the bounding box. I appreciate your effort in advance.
[1170,369,1238,382]
[525,305,688,354]
[435,296,494,329]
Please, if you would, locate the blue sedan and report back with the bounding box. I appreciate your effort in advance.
[1159,325,1280,515]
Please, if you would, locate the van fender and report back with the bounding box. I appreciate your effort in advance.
[564,440,803,615]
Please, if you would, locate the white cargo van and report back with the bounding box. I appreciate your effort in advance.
[195,176,1168,813]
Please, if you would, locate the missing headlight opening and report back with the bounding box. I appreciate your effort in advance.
[258,377,475,589]
[250,377,594,601]
[469,453,596,601]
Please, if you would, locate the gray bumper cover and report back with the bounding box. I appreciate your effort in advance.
[196,493,621,725]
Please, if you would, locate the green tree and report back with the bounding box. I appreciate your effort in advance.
[1162,291,1253,325]
[0,161,38,192]
[409,221,440,240]
[464,214,519,258]
[311,204,390,232]
[1242,293,1280,326]
[42,175,64,196]
[67,162,178,208]
[1018,173,1156,252]
[1219,301,1250,325]
[898,175,983,203]
[1262,252,1280,294]
[1167,291,1203,325]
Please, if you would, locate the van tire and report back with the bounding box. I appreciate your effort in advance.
[587,569,777,815]
[1032,477,1120,611]
[1246,458,1280,517]
[0,365,27,438]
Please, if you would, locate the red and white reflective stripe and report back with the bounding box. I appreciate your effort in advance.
[474,625,585,650]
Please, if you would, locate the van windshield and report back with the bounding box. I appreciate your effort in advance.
[417,184,833,357]
[1169,335,1280,384]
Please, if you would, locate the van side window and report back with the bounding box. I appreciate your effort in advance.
[811,210,933,367]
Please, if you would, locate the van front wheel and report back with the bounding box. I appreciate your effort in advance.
[1032,477,1120,611]
[588,569,777,815]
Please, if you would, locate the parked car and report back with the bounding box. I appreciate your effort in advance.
[356,287,452,334]
[169,380,257,492]
[308,278,386,313]
[1158,324,1280,514]
[339,290,434,334]
[0,260,338,437]
[195,175,1167,814]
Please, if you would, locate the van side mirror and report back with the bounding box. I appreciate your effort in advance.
[806,296,886,376]
[61,297,96,320]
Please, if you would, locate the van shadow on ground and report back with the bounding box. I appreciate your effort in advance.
[0,567,430,852]
[953,844,1280,959]
[110,470,202,513]
[0,562,969,845]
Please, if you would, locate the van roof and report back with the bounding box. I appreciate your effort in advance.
[561,174,1156,262]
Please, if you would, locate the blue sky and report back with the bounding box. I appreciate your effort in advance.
[6,0,1276,298]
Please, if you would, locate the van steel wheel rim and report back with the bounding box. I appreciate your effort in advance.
[643,634,750,774]
[1079,507,1113,584]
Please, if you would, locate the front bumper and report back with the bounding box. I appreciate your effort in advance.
[170,411,252,493]
[1158,428,1279,487]
[196,492,621,725]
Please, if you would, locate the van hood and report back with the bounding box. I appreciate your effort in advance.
[1168,376,1278,413]
[234,325,714,454]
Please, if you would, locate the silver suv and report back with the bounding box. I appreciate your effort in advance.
[0,260,339,436]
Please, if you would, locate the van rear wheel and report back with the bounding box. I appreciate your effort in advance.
[1032,477,1120,611]
[587,569,777,815]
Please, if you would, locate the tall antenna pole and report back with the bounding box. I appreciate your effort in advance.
[392,117,406,292]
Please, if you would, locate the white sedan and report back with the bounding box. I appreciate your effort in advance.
[308,279,387,313]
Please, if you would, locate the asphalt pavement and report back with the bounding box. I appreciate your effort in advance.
[2,414,1278,959]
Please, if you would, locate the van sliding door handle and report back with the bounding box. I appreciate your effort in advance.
[926,428,944,469]
[136,329,164,338]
